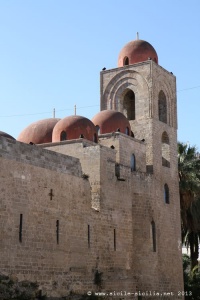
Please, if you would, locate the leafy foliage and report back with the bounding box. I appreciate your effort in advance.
[183,254,200,299]
[178,142,200,268]
[0,273,45,300]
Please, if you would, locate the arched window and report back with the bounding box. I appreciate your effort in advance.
[161,131,170,167]
[164,184,169,204]
[93,133,98,143]
[131,154,136,172]
[123,89,135,120]
[60,131,67,141]
[158,90,167,123]
[125,127,129,135]
[123,56,129,65]
[96,125,100,135]
[151,221,156,252]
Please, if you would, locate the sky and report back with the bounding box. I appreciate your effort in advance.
[0,0,200,148]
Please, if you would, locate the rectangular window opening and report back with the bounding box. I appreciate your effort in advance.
[88,224,90,248]
[151,221,156,252]
[114,229,116,251]
[19,214,23,243]
[56,220,59,244]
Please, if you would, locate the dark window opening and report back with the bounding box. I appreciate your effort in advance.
[123,56,129,65]
[56,220,59,244]
[131,131,135,138]
[88,225,90,248]
[60,131,67,141]
[93,133,98,143]
[114,229,116,251]
[131,154,136,172]
[123,90,135,120]
[19,214,23,243]
[151,221,156,252]
[164,184,169,204]
[158,90,167,124]
[125,127,129,135]
[115,163,120,178]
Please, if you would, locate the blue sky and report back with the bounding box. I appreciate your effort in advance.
[0,0,200,148]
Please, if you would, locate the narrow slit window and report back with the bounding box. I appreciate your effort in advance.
[151,221,156,252]
[88,224,90,248]
[131,154,136,172]
[56,220,59,244]
[114,229,116,251]
[19,214,23,243]
[164,184,169,204]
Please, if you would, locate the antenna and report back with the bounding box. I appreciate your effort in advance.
[74,105,76,115]
[136,32,139,40]
[53,108,55,118]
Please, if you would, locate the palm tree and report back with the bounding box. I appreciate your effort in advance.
[178,142,200,269]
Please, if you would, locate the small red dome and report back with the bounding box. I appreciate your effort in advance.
[118,39,158,67]
[92,110,131,135]
[17,118,60,144]
[52,115,98,143]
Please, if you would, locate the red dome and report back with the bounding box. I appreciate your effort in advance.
[0,131,15,140]
[118,39,158,67]
[92,110,131,135]
[17,118,60,144]
[52,115,98,143]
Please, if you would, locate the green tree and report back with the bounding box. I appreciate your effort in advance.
[183,254,200,299]
[178,142,200,269]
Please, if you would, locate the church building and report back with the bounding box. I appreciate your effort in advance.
[0,37,184,299]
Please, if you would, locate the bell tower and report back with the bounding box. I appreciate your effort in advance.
[100,38,177,175]
[100,37,183,295]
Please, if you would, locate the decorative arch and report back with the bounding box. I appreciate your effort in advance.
[161,131,170,167]
[102,70,150,118]
[158,90,167,123]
